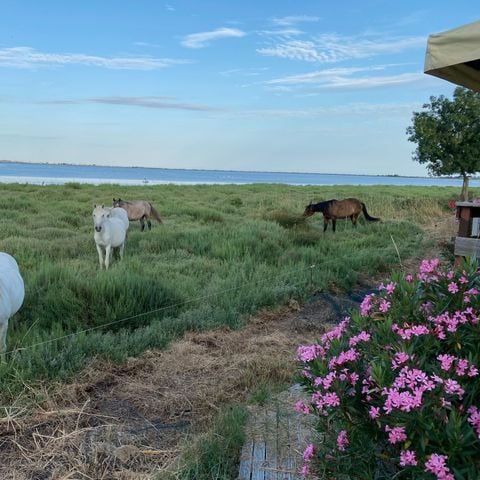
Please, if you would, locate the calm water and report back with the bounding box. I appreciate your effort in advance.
[0,161,476,188]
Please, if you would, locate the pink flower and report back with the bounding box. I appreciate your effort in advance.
[459,275,468,284]
[393,323,429,340]
[360,294,375,317]
[392,352,410,369]
[405,274,413,282]
[385,425,407,444]
[447,282,459,294]
[369,406,380,419]
[294,400,310,415]
[297,345,325,362]
[468,365,479,377]
[419,258,440,274]
[467,406,480,438]
[302,443,315,462]
[440,397,451,408]
[379,299,391,313]
[323,392,340,407]
[349,330,371,347]
[424,453,454,480]
[418,259,441,282]
[329,348,359,369]
[455,359,469,376]
[437,354,455,371]
[348,371,359,386]
[336,430,349,451]
[443,379,465,398]
[386,282,396,294]
[400,449,418,467]
[300,463,310,477]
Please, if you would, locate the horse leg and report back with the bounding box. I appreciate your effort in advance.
[332,219,337,232]
[119,241,125,260]
[147,219,152,230]
[352,213,359,227]
[323,218,329,232]
[105,245,112,269]
[96,244,104,269]
[0,320,8,362]
[140,217,145,232]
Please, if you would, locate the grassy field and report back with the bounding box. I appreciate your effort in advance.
[0,182,465,399]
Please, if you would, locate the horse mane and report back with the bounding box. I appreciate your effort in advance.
[312,199,336,212]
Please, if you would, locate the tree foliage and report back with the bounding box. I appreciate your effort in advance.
[407,87,480,199]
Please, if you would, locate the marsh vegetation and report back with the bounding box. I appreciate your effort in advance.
[0,183,462,399]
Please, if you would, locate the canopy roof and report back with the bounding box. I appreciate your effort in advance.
[425,20,480,92]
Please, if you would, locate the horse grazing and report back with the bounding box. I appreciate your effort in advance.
[112,198,162,231]
[0,253,25,361]
[303,198,380,232]
[93,205,129,269]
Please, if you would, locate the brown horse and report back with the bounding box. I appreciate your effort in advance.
[112,198,163,231]
[303,198,380,232]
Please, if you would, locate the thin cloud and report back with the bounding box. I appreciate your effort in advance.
[265,66,425,91]
[257,28,304,37]
[272,15,320,26]
[234,102,419,118]
[133,41,162,48]
[181,27,246,49]
[219,66,269,77]
[258,40,330,62]
[0,46,187,70]
[266,65,394,85]
[257,33,426,63]
[41,96,222,112]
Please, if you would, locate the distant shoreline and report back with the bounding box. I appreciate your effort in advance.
[0,159,448,180]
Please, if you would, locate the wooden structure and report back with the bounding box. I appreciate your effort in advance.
[454,201,480,260]
[237,385,316,480]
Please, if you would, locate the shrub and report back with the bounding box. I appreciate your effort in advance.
[296,259,480,479]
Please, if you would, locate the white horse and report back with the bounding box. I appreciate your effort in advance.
[0,253,25,361]
[105,206,129,230]
[93,205,129,269]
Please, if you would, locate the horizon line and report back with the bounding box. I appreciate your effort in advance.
[0,159,439,180]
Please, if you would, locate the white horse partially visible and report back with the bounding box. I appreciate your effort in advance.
[0,253,25,361]
[93,205,129,269]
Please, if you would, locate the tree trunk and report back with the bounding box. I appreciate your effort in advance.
[461,175,469,201]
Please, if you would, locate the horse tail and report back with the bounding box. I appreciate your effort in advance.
[361,202,380,222]
[149,204,163,224]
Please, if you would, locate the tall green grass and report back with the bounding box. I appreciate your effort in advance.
[0,183,466,398]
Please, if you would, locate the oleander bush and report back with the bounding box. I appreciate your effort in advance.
[297,259,480,479]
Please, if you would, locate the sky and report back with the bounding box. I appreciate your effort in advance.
[0,1,478,176]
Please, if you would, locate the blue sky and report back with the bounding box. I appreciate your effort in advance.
[0,1,478,176]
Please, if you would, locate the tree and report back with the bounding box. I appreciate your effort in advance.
[407,87,480,200]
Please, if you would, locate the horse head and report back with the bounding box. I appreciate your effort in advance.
[303,201,316,217]
[93,205,110,233]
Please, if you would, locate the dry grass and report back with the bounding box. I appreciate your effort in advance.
[0,303,326,479]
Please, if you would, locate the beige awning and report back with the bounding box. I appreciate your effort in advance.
[425,20,480,92]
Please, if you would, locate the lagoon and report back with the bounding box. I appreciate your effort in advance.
[0,161,476,188]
